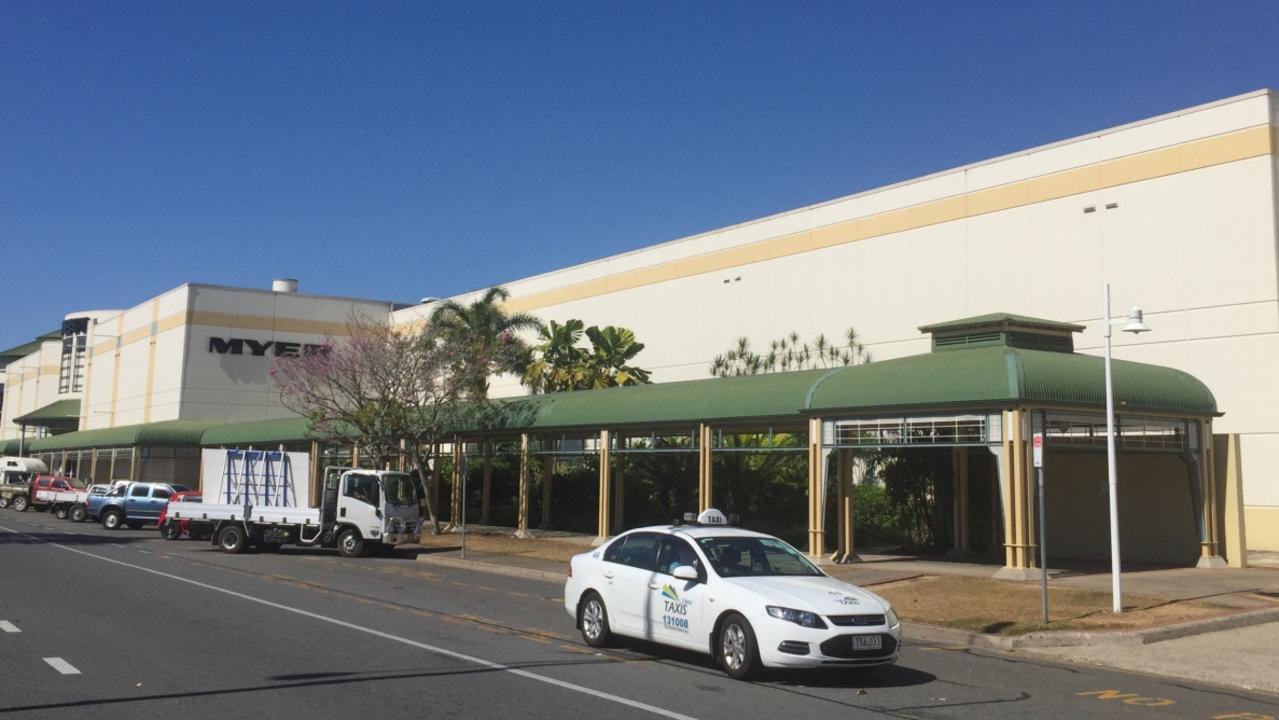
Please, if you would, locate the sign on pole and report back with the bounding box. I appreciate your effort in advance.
[1032,432,1043,468]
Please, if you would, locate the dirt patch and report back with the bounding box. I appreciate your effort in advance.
[416,530,587,564]
[873,575,1230,635]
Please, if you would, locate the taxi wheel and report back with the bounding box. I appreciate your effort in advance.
[579,592,612,648]
[718,613,761,680]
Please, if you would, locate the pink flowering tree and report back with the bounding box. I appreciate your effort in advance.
[273,315,466,534]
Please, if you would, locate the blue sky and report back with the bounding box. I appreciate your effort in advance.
[2,0,1278,349]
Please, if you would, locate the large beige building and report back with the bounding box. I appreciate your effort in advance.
[393,88,1279,551]
[3,89,1276,552]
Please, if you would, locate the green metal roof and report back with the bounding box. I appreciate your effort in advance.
[481,368,836,431]
[13,399,81,424]
[187,345,1218,444]
[919,313,1085,335]
[0,439,23,455]
[200,417,314,446]
[27,420,224,452]
[804,346,1217,416]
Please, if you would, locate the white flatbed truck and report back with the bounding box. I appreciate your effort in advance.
[169,449,421,557]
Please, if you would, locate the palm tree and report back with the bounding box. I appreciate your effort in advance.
[584,325,650,388]
[429,286,542,399]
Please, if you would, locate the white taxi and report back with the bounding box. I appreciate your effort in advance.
[564,509,902,679]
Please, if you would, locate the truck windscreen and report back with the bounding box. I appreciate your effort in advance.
[381,473,418,506]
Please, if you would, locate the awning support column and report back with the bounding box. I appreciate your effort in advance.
[516,433,532,538]
[806,416,827,557]
[1219,427,1249,568]
[698,423,713,512]
[832,448,861,563]
[993,409,1036,580]
[947,446,973,557]
[596,429,611,544]
[447,438,462,531]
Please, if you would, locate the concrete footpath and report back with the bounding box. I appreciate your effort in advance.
[409,541,1279,696]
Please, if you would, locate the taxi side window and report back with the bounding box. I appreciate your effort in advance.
[656,537,702,577]
[603,537,625,563]
[613,533,661,571]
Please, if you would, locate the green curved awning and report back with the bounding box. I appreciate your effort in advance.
[14,399,81,424]
[26,420,224,452]
[803,346,1218,416]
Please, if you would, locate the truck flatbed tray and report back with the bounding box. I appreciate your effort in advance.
[169,503,321,526]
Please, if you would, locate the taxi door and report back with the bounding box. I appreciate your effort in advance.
[647,536,708,651]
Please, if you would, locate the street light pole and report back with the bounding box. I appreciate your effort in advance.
[1101,282,1150,615]
[1102,283,1122,614]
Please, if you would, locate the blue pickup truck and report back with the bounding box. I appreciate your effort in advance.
[86,482,191,530]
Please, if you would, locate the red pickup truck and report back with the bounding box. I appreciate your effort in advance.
[29,475,90,519]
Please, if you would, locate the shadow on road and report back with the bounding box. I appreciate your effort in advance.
[0,659,620,715]
[0,529,150,546]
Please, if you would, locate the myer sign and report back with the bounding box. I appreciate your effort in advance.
[208,337,328,357]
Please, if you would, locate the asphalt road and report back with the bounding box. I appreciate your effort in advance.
[1,510,1277,720]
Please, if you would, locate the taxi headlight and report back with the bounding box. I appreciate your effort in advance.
[766,606,827,629]
[886,606,900,628]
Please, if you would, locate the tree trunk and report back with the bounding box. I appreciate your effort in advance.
[413,450,441,535]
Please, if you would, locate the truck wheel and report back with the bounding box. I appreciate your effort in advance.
[218,525,248,554]
[717,613,762,681]
[161,521,182,541]
[54,505,69,520]
[0,497,9,509]
[578,592,613,648]
[12,495,28,512]
[337,529,366,558]
[101,509,123,530]
[70,505,86,522]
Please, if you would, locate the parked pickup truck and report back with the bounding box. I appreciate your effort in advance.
[69,483,117,522]
[0,457,50,510]
[86,482,192,530]
[29,475,90,518]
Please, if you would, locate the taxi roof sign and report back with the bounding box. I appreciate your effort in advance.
[697,508,729,526]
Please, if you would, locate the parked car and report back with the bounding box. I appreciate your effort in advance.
[0,457,49,510]
[86,482,191,530]
[158,490,212,540]
[564,509,902,680]
[69,484,116,522]
[29,475,89,518]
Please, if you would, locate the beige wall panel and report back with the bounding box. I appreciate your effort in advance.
[1027,136,1102,178]
[1245,506,1279,551]
[1019,195,1107,322]
[959,206,1037,314]
[1176,94,1271,141]
[1097,113,1191,160]
[1043,450,1199,565]
[156,286,190,318]
[963,153,1029,193]
[1095,176,1191,312]
[150,329,188,394]
[1238,434,1279,507]
[1178,159,1278,309]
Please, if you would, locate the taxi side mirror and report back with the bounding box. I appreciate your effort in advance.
[673,565,699,581]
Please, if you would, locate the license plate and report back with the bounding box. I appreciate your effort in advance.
[851,635,882,651]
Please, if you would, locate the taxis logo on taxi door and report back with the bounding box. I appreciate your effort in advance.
[660,584,691,632]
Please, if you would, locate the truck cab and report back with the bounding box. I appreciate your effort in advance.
[88,482,191,530]
[319,467,421,557]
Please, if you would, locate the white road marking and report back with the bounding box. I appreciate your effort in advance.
[0,526,699,720]
[43,657,80,675]
[0,620,20,633]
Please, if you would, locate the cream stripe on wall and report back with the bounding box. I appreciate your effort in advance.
[499,124,1275,315]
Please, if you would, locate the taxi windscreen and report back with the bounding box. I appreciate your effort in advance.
[696,537,822,578]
